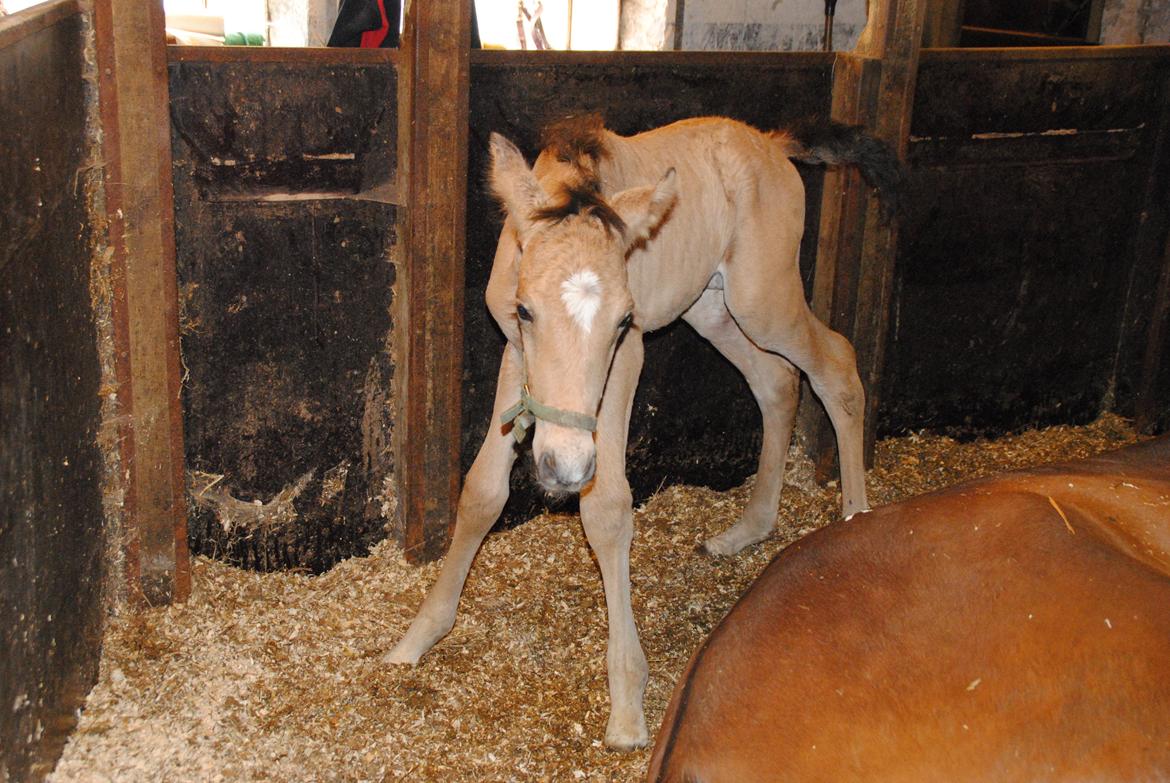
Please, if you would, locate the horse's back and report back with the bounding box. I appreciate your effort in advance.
[648,438,1170,783]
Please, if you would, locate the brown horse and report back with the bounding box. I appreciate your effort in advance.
[387,115,899,748]
[648,438,1170,781]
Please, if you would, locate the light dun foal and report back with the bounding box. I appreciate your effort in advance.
[387,115,899,749]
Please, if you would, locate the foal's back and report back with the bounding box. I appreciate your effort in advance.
[554,118,810,332]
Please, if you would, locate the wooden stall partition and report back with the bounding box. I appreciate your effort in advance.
[1138,228,1170,433]
[1129,50,1170,433]
[800,0,927,480]
[167,46,400,573]
[396,0,471,562]
[92,0,190,605]
[881,46,1170,437]
[1,0,108,777]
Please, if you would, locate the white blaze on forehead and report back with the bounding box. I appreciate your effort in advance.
[560,269,603,334]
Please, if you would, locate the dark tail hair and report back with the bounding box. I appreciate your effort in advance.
[775,119,904,217]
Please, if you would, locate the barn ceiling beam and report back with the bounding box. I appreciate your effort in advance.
[92,0,191,604]
[397,0,471,563]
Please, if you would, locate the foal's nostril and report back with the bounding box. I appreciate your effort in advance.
[538,452,558,484]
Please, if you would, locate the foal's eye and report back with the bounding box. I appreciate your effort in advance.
[517,304,534,323]
[618,313,633,331]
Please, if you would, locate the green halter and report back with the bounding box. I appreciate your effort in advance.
[500,364,598,443]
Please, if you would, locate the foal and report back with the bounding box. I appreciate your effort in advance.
[387,115,898,749]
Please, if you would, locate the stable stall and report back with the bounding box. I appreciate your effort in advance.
[2,0,1169,777]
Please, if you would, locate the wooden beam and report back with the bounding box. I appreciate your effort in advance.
[93,0,190,604]
[801,53,881,480]
[1137,232,1170,433]
[397,0,470,563]
[1134,77,1170,433]
[922,0,965,47]
[804,0,926,480]
[167,44,400,65]
[852,0,927,460]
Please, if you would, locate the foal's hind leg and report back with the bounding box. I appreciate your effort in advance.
[723,270,869,518]
[683,288,801,555]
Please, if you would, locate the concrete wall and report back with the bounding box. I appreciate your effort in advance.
[680,0,867,51]
[1101,0,1170,44]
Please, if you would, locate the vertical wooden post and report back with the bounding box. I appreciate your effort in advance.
[922,0,965,48]
[93,0,190,603]
[397,0,470,563]
[803,0,926,479]
[1130,66,1170,433]
[1136,232,1170,433]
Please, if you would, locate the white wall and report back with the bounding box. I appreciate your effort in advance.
[681,0,868,51]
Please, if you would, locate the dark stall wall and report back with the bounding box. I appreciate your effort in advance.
[1,2,110,779]
[880,47,1170,438]
[464,52,834,523]
[169,52,400,573]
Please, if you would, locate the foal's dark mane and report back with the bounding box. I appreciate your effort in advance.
[531,184,627,236]
[541,112,609,167]
[532,113,626,236]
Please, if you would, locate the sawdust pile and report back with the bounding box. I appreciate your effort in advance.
[51,416,1141,782]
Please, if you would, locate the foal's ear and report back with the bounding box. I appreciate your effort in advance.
[489,132,547,235]
[611,168,678,251]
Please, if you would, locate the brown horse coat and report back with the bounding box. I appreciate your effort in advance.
[649,438,1170,782]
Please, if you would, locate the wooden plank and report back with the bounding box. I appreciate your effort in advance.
[1132,69,1170,433]
[1135,232,1170,433]
[803,0,925,478]
[1,7,106,777]
[398,0,470,563]
[93,0,190,604]
[850,0,926,460]
[801,54,880,479]
[0,0,78,48]
[921,44,1170,62]
[168,44,399,64]
[468,48,833,67]
[958,25,1092,47]
[913,53,1163,136]
[922,0,964,47]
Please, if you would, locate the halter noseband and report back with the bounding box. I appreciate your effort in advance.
[500,363,598,442]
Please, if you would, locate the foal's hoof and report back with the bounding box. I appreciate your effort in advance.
[701,524,770,557]
[605,721,650,752]
[382,639,424,666]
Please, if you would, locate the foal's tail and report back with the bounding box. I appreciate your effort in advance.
[773,119,904,217]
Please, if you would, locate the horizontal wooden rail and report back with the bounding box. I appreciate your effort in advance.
[0,0,80,49]
[469,48,834,67]
[168,44,400,64]
[922,43,1170,61]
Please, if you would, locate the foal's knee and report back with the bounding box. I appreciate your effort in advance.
[457,467,509,530]
[581,484,634,546]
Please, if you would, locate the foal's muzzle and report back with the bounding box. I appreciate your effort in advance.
[537,450,597,494]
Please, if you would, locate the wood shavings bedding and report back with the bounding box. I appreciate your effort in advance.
[50,415,1140,782]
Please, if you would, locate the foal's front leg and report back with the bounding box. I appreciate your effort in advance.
[579,331,649,750]
[384,344,523,664]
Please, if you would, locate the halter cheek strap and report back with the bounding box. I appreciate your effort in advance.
[500,363,598,443]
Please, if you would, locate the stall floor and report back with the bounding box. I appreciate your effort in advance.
[51,416,1140,782]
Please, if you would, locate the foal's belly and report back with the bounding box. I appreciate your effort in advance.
[629,253,722,333]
